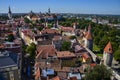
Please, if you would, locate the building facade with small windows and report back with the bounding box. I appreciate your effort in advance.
[0,51,21,80]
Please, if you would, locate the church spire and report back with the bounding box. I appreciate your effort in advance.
[8,6,12,19]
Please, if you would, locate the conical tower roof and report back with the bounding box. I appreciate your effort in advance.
[104,42,113,54]
[8,6,11,14]
[88,24,91,31]
[85,32,92,40]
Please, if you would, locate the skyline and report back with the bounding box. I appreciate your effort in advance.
[0,0,120,15]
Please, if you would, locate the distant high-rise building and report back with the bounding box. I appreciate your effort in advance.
[103,42,113,67]
[8,6,12,20]
[48,8,51,14]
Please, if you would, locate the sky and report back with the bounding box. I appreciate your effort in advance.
[0,0,120,15]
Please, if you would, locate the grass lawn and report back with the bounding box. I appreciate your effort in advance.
[93,44,100,51]
[93,44,103,57]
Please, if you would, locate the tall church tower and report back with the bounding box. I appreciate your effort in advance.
[8,6,12,19]
[84,25,93,51]
[103,42,113,67]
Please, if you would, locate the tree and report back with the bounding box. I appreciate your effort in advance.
[94,36,100,45]
[70,36,76,40]
[114,48,120,63]
[85,64,112,80]
[98,35,109,52]
[37,26,43,31]
[61,41,71,51]
[24,17,31,23]
[7,34,15,42]
[26,43,36,58]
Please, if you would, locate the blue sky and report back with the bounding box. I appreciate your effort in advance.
[0,0,120,15]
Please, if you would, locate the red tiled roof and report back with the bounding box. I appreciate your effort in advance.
[61,26,74,32]
[0,44,5,48]
[69,77,77,80]
[22,29,35,39]
[22,29,31,36]
[53,36,62,41]
[104,42,113,54]
[82,53,90,60]
[34,62,40,67]
[53,67,71,72]
[35,68,40,80]
[41,29,60,34]
[85,32,92,40]
[90,63,96,67]
[36,45,57,59]
[57,51,76,58]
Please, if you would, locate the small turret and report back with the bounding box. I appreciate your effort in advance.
[103,42,113,66]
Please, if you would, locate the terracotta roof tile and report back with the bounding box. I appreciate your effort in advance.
[69,77,77,80]
[36,45,57,59]
[90,63,96,67]
[41,29,60,34]
[57,51,76,58]
[85,32,92,40]
[82,53,90,60]
[0,44,5,48]
[104,42,113,54]
[35,68,40,80]
[52,67,71,72]
[53,36,62,41]
[61,26,74,32]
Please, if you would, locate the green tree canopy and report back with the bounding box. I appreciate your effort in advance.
[114,48,120,62]
[98,35,109,51]
[24,17,31,23]
[26,43,36,58]
[61,41,71,51]
[85,64,112,80]
[7,34,15,42]
[70,36,76,40]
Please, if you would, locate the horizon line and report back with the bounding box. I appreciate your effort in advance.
[0,12,120,16]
